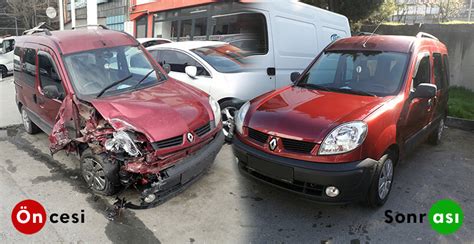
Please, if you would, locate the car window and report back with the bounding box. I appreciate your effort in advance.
[38,51,65,99]
[298,51,409,96]
[3,39,14,53]
[157,50,209,76]
[23,48,37,87]
[433,53,445,90]
[442,54,450,88]
[63,45,165,98]
[413,55,430,88]
[192,44,246,73]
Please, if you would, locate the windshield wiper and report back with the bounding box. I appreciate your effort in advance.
[96,74,133,98]
[133,69,155,90]
[334,88,377,97]
[297,83,332,91]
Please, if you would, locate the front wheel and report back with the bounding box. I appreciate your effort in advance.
[0,66,7,78]
[367,153,395,207]
[80,150,121,196]
[220,100,243,143]
[21,107,40,134]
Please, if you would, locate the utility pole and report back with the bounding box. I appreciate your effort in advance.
[71,0,76,28]
[87,0,98,26]
[59,0,64,30]
[469,0,473,22]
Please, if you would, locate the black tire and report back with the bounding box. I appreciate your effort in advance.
[367,152,396,207]
[21,107,41,134]
[219,100,244,143]
[427,117,445,145]
[80,149,121,196]
[0,66,7,78]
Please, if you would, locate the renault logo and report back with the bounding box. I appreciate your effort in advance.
[187,133,194,143]
[269,137,277,151]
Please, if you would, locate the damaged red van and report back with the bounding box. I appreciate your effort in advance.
[233,33,449,207]
[14,28,224,207]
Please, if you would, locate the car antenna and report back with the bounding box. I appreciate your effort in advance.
[362,19,384,48]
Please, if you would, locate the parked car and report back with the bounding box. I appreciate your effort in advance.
[0,36,15,78]
[233,33,449,207]
[147,41,273,141]
[14,28,224,207]
[137,38,172,48]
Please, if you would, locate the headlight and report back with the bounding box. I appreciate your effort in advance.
[235,101,250,135]
[105,130,141,157]
[209,96,221,127]
[319,121,368,155]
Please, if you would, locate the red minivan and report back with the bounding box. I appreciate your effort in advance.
[233,33,449,207]
[14,28,224,207]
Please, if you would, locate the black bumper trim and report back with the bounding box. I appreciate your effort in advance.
[233,136,378,203]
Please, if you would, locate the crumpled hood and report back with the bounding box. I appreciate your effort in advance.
[248,86,393,143]
[91,79,211,142]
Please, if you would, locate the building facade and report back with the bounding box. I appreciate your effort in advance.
[130,0,250,40]
[65,0,130,31]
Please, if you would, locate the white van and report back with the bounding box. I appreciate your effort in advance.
[211,0,351,88]
[0,36,15,78]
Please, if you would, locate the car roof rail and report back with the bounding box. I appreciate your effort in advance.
[416,32,439,41]
[357,32,378,36]
[23,22,53,36]
[72,24,109,30]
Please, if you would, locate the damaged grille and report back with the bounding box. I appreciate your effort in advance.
[281,138,316,154]
[248,128,269,144]
[194,122,212,137]
[152,135,183,150]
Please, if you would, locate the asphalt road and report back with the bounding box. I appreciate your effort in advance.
[0,76,473,243]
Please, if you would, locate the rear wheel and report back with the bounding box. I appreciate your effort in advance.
[367,153,395,207]
[21,107,40,134]
[220,100,243,143]
[80,150,121,196]
[428,117,445,145]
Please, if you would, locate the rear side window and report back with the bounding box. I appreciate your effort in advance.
[443,54,450,87]
[23,48,37,87]
[413,55,430,88]
[38,52,65,99]
[433,53,446,90]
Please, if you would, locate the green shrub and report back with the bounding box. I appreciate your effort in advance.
[448,86,474,120]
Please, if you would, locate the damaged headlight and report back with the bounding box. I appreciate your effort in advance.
[209,96,221,127]
[105,130,141,157]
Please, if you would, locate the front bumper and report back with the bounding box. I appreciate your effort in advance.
[233,136,379,203]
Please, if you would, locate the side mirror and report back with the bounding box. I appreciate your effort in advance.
[43,85,61,100]
[185,66,198,79]
[290,72,301,83]
[162,63,171,74]
[413,83,437,99]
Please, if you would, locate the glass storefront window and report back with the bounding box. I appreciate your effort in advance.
[135,16,147,38]
[154,21,178,40]
[194,17,208,41]
[180,19,193,41]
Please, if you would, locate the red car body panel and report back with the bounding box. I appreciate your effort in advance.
[91,78,212,143]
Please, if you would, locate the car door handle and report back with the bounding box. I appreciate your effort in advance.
[267,67,276,76]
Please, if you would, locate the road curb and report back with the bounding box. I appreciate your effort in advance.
[446,116,474,132]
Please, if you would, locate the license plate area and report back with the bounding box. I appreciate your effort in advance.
[247,155,294,182]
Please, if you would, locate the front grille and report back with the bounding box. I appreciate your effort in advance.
[240,163,324,196]
[248,128,269,144]
[281,138,316,153]
[195,122,211,137]
[152,135,183,150]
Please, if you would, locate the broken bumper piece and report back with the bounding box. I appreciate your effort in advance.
[124,131,224,209]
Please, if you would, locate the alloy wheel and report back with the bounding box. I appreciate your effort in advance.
[21,109,31,132]
[221,106,238,138]
[378,158,393,200]
[82,158,107,191]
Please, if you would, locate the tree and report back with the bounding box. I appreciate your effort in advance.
[433,0,465,22]
[6,0,49,29]
[301,0,386,23]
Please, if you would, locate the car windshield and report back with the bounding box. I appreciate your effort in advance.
[297,51,409,97]
[191,44,246,73]
[63,45,166,98]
